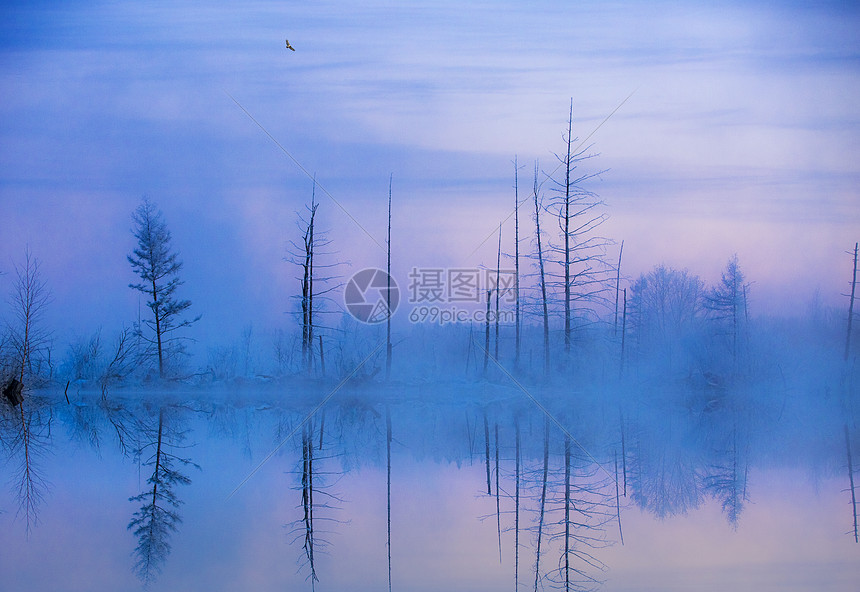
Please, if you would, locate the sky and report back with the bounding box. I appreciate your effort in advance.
[1,0,859,359]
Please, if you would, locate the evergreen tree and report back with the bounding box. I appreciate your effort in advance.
[128,198,198,378]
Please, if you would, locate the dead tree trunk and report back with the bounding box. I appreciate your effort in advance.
[484,289,492,375]
[614,240,624,336]
[514,157,522,368]
[534,164,550,376]
[846,242,858,361]
[386,174,393,378]
[495,224,502,362]
[620,288,627,375]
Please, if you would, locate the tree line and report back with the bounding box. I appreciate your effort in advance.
[0,103,858,387]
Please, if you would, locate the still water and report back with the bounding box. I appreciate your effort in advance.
[1,383,858,591]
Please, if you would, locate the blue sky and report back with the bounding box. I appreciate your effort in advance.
[1,0,858,355]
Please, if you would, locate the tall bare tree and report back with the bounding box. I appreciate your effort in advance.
[547,100,610,353]
[128,198,198,378]
[288,180,343,375]
[300,196,319,373]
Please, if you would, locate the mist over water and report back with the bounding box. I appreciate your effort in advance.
[2,1,860,590]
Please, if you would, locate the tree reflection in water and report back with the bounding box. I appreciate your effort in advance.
[127,405,198,583]
[0,376,856,589]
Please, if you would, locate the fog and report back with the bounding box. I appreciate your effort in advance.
[1,1,859,590]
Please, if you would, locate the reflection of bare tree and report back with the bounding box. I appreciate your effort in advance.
[545,436,611,591]
[845,425,858,543]
[386,406,392,592]
[508,416,612,592]
[514,418,521,591]
[128,406,198,583]
[495,422,502,563]
[286,417,345,590]
[300,422,318,586]
[628,420,703,519]
[1,394,51,535]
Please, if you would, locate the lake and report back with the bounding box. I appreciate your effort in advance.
[1,380,858,591]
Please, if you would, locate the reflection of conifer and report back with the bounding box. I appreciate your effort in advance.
[702,424,749,529]
[128,407,198,583]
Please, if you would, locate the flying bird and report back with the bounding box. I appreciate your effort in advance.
[285,39,295,51]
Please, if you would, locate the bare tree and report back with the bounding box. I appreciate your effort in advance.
[128,198,199,378]
[99,328,135,396]
[300,198,318,373]
[8,249,52,385]
[288,180,344,376]
[546,100,610,353]
[629,264,704,369]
